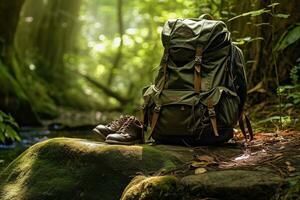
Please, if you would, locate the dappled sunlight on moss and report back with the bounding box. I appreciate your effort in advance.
[0,138,182,200]
[121,175,182,200]
[1,148,37,200]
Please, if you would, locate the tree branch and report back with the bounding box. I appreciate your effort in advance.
[72,70,131,105]
[107,0,124,85]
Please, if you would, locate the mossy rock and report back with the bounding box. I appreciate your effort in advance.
[1,137,299,200]
[121,175,183,200]
[181,170,285,200]
[121,170,287,200]
[0,138,182,200]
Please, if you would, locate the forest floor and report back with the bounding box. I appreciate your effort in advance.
[0,102,299,175]
[0,108,300,199]
[173,130,300,178]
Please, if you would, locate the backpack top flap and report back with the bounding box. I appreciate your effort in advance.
[159,18,233,92]
[162,18,230,51]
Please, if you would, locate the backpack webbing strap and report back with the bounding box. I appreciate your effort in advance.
[238,116,247,139]
[239,113,254,141]
[140,105,146,144]
[207,100,219,137]
[194,47,203,93]
[148,105,161,140]
[245,114,254,140]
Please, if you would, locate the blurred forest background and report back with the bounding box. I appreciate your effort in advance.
[0,0,300,142]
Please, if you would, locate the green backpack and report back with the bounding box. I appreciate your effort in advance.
[142,16,253,145]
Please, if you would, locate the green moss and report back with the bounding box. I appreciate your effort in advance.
[277,181,300,200]
[121,175,183,200]
[0,138,182,200]
[0,146,26,172]
[141,145,182,173]
[25,82,58,119]
[0,62,27,100]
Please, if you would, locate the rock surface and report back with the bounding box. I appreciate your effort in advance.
[1,136,300,200]
[0,138,181,200]
[181,170,284,200]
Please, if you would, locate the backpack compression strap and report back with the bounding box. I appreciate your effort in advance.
[148,105,161,140]
[195,47,219,137]
[145,21,180,141]
[207,100,219,137]
[194,47,203,93]
[145,49,168,141]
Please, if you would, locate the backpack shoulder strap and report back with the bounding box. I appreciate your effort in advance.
[156,19,179,93]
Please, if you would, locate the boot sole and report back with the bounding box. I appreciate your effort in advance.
[92,128,106,141]
[105,139,141,145]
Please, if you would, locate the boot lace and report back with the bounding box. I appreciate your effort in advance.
[107,115,130,130]
[118,117,136,134]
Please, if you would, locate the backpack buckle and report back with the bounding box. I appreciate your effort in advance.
[208,107,216,117]
[195,56,202,65]
[207,100,219,137]
[154,105,161,113]
[162,53,169,62]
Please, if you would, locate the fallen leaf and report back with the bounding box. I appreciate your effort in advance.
[195,168,207,174]
[195,155,215,162]
[191,161,207,168]
[285,161,291,166]
[273,153,283,158]
[287,165,296,172]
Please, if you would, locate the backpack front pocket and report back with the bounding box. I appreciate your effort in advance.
[149,90,204,137]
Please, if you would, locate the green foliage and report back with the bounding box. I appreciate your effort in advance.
[275,24,300,51]
[228,2,288,22]
[71,0,201,111]
[0,111,20,143]
[1,0,298,122]
[233,37,264,45]
[277,63,300,106]
[228,8,271,22]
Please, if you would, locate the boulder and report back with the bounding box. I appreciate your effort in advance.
[121,175,182,200]
[181,170,284,200]
[1,137,299,200]
[0,138,182,200]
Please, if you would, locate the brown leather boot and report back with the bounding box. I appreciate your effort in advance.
[92,115,130,140]
[105,116,143,145]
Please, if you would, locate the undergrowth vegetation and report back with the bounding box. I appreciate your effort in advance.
[0,111,20,143]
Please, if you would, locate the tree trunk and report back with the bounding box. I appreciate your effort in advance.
[107,0,124,85]
[15,0,82,85]
[0,0,25,64]
[0,0,42,125]
[228,0,300,102]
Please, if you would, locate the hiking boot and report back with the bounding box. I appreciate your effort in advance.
[105,116,143,145]
[92,115,130,140]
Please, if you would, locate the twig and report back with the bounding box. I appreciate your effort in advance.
[266,162,287,178]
